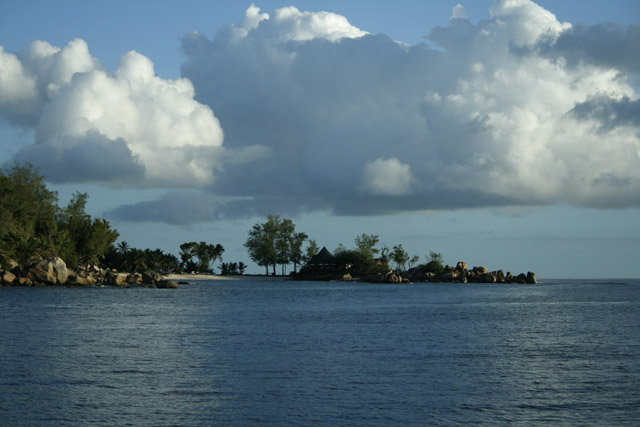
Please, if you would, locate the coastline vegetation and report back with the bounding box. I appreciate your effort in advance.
[1,163,535,286]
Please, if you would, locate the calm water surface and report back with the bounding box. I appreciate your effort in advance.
[1,279,639,426]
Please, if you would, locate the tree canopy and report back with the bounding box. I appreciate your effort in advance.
[244,215,308,275]
[180,241,224,274]
[0,164,118,269]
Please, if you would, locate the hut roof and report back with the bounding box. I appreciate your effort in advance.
[308,246,336,266]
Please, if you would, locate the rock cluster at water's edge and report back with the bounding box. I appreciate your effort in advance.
[404,263,536,284]
[0,257,178,289]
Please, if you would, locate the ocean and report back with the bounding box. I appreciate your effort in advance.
[1,278,639,426]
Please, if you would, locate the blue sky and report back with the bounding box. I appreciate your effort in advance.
[1,0,639,277]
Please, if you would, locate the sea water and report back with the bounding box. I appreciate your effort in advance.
[1,279,639,426]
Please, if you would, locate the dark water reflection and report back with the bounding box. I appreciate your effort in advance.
[1,279,639,425]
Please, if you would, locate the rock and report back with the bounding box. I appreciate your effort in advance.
[24,257,68,285]
[402,278,410,284]
[456,261,468,271]
[473,266,488,275]
[514,273,528,284]
[142,271,164,285]
[18,277,33,286]
[1,270,16,285]
[106,272,128,287]
[126,273,142,285]
[156,280,179,289]
[26,260,54,284]
[68,275,97,287]
[385,272,402,283]
[51,257,69,285]
[435,271,459,282]
[342,273,352,281]
[526,272,536,284]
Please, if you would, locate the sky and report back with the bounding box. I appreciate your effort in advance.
[1,0,639,278]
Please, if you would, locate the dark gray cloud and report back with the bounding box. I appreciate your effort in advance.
[106,191,223,225]
[12,131,145,184]
[571,96,640,130]
[533,22,640,74]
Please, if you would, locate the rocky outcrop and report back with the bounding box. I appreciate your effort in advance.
[156,280,179,289]
[405,261,536,284]
[362,270,410,284]
[1,256,176,289]
[20,257,70,286]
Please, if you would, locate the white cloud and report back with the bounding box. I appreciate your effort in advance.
[451,4,468,20]
[176,1,639,220]
[1,40,227,187]
[489,0,571,45]
[229,4,368,43]
[362,158,416,196]
[0,45,39,124]
[2,2,640,224]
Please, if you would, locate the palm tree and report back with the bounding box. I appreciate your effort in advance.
[117,240,130,254]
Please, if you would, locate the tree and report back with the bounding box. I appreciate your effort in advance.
[303,239,319,264]
[117,241,130,254]
[180,241,224,273]
[425,251,445,274]
[0,163,60,265]
[354,234,380,257]
[237,261,247,275]
[289,231,308,273]
[0,164,119,269]
[408,255,420,270]
[391,244,409,272]
[244,215,308,275]
[56,192,119,268]
[245,216,280,275]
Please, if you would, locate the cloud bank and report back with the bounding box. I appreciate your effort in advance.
[1,39,226,186]
[2,0,639,224]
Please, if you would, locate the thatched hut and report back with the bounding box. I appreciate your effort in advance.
[307,247,336,268]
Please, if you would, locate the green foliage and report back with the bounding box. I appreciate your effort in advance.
[334,249,387,275]
[103,244,180,273]
[0,163,118,268]
[179,241,224,273]
[56,192,119,268]
[303,239,319,264]
[390,244,409,272]
[219,261,247,276]
[408,255,420,269]
[425,251,445,274]
[0,163,60,265]
[354,234,379,257]
[244,214,308,275]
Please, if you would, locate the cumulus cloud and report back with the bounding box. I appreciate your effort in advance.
[451,4,468,20]
[362,158,416,196]
[174,0,640,223]
[230,3,368,42]
[2,1,640,225]
[0,39,227,187]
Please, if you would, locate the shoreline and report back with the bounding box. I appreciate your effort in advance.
[165,273,290,282]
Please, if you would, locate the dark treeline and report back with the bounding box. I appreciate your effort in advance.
[0,164,235,275]
[0,164,118,269]
[2,163,532,283]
